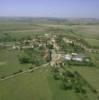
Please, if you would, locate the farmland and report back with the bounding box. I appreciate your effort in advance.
[0,17,99,100]
[72,66,99,93]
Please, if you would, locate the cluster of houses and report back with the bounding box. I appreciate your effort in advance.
[12,37,48,50]
[12,34,58,50]
[0,34,91,65]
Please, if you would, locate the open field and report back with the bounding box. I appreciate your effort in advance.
[0,18,99,100]
[0,49,93,100]
[72,66,99,93]
[0,49,31,77]
[0,19,99,41]
[90,52,99,66]
[0,67,52,100]
[84,38,99,48]
[0,48,85,100]
[0,65,84,100]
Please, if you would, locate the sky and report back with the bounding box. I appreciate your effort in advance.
[0,0,99,18]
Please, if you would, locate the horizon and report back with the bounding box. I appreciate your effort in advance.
[0,0,99,18]
[0,16,99,19]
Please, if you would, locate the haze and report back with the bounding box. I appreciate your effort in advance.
[0,0,99,18]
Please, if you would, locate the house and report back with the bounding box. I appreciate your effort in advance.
[12,45,20,50]
[72,53,86,62]
[64,54,72,61]
[45,33,49,37]
[72,56,83,62]
[71,53,78,55]
[63,38,73,44]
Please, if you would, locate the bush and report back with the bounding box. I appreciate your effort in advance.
[53,73,60,80]
[13,70,23,75]
[81,88,87,94]
[46,44,53,49]
[18,48,46,66]
[18,70,23,73]
[63,81,72,90]
[1,76,5,79]
[29,66,33,69]
[74,87,81,93]
[18,51,32,64]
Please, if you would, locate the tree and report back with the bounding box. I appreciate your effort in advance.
[53,72,60,80]
[63,79,72,90]
[18,51,32,64]
[18,48,46,66]
[46,44,53,49]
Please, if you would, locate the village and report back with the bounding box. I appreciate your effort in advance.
[0,33,92,67]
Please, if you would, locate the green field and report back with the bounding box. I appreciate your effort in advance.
[0,67,52,100]
[0,64,82,100]
[0,49,31,77]
[72,66,99,93]
[90,52,99,66]
[0,20,99,41]
[0,18,99,100]
[0,49,92,100]
[85,38,99,48]
[0,49,81,100]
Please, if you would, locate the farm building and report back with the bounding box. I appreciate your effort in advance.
[64,54,72,61]
[64,53,89,62]
[72,53,87,62]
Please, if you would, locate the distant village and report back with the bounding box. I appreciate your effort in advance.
[0,33,92,67]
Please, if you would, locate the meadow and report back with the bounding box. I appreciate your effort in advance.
[0,18,99,100]
[0,49,31,77]
[72,66,99,93]
[0,48,98,100]
[0,64,91,100]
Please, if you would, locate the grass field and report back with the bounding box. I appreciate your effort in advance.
[0,66,93,100]
[0,49,31,77]
[0,49,91,100]
[72,66,99,93]
[85,38,99,48]
[0,68,52,100]
[47,72,82,100]
[90,52,99,67]
[0,21,99,41]
[0,49,82,100]
[0,65,84,100]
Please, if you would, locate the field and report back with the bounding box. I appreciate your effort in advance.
[0,49,95,100]
[90,52,99,66]
[0,66,92,100]
[84,38,99,48]
[0,49,86,100]
[0,66,83,100]
[0,49,31,77]
[0,67,52,100]
[0,18,99,100]
[0,19,99,41]
[0,49,98,100]
[72,66,99,93]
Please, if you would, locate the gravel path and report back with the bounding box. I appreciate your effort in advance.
[0,63,49,81]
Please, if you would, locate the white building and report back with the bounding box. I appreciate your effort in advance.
[64,53,88,62]
[72,57,83,62]
[64,54,72,61]
[72,53,86,62]
[63,38,73,44]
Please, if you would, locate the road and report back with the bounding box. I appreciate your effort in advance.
[0,63,49,81]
